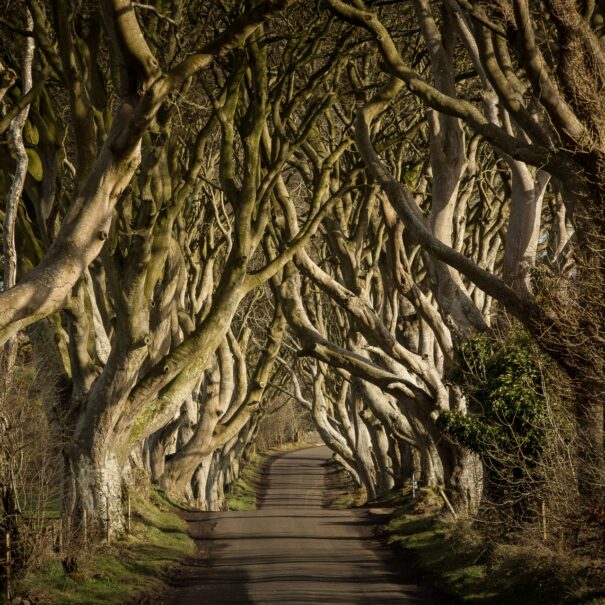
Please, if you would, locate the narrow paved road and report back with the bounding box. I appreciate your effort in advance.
[160,446,447,605]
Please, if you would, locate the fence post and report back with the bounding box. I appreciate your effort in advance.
[5,531,11,602]
[541,499,548,541]
[105,495,111,546]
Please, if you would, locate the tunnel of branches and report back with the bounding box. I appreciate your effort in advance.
[0,0,603,556]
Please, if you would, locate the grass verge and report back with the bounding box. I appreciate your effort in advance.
[325,458,366,509]
[16,488,195,605]
[226,441,320,511]
[380,487,605,605]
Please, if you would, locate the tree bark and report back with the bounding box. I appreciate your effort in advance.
[3,9,34,367]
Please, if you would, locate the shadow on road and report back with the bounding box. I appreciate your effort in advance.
[155,446,456,605]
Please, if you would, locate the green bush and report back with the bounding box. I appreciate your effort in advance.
[437,327,560,520]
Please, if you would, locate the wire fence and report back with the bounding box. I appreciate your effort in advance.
[2,494,132,602]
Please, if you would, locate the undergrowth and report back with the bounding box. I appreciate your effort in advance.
[381,487,605,605]
[15,488,194,605]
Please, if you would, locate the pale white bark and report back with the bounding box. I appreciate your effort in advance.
[362,408,394,495]
[503,165,549,294]
[3,9,34,365]
[84,269,111,364]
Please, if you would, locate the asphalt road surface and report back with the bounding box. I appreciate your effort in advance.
[160,445,448,605]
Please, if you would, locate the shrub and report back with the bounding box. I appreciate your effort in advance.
[437,326,575,534]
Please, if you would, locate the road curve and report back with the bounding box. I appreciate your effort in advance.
[159,445,447,605]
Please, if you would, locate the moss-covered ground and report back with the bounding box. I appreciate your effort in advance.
[16,489,194,605]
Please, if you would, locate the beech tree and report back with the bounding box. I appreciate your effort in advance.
[325,0,604,509]
[0,0,309,531]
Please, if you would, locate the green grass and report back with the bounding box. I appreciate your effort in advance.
[17,489,195,604]
[226,455,262,511]
[381,487,605,605]
[226,441,319,511]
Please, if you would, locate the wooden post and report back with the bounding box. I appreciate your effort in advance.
[438,488,458,518]
[58,519,63,555]
[105,495,111,546]
[83,510,88,546]
[541,499,548,541]
[49,523,54,551]
[5,531,11,602]
[127,493,131,535]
